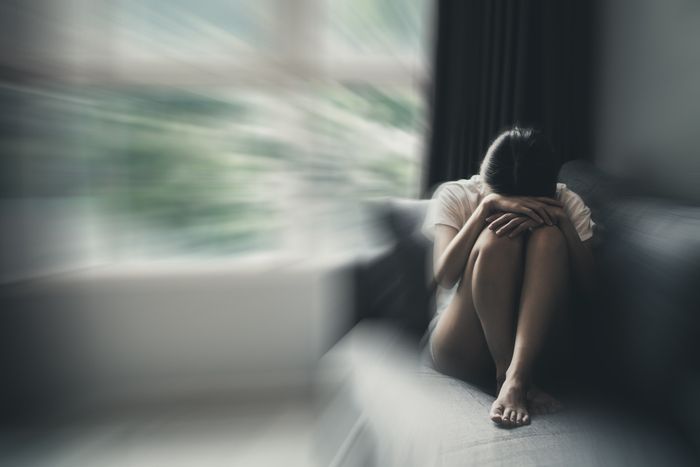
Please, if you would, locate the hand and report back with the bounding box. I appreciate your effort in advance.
[539,204,568,226]
[481,194,564,226]
[485,212,542,238]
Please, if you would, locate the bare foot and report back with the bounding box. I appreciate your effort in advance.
[527,384,563,415]
[490,375,530,427]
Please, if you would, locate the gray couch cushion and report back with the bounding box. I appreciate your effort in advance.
[319,323,693,467]
[376,199,430,239]
[352,199,433,340]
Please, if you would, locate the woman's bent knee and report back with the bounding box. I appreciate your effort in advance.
[527,225,566,254]
[475,227,524,257]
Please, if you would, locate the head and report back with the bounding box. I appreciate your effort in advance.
[479,127,558,197]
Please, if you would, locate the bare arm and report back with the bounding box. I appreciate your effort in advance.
[433,202,489,289]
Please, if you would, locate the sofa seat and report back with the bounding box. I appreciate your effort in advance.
[317,323,693,467]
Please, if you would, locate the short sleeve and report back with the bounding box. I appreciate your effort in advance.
[422,182,466,239]
[561,189,595,242]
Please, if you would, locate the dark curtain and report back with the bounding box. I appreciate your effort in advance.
[423,0,599,194]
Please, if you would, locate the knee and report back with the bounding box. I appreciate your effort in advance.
[475,228,524,259]
[527,225,567,254]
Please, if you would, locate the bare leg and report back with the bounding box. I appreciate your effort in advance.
[430,228,523,388]
[471,230,524,379]
[491,226,569,426]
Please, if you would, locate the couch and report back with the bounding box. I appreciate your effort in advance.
[318,160,700,466]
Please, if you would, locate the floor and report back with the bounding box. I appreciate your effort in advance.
[0,396,319,467]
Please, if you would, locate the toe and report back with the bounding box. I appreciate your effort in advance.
[515,412,524,426]
[490,404,504,424]
[509,410,517,425]
[522,413,531,425]
[520,409,530,426]
[502,408,512,426]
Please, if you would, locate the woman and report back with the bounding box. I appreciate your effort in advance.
[423,127,596,428]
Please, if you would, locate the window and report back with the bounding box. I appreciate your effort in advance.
[11,0,432,259]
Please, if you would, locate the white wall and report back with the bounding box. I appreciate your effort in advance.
[596,0,700,202]
[1,256,352,413]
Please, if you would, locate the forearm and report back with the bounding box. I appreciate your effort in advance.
[434,203,488,288]
[559,220,596,297]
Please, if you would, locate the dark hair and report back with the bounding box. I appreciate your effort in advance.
[480,127,558,197]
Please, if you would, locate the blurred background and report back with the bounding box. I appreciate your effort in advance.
[0,1,432,465]
[1,0,431,276]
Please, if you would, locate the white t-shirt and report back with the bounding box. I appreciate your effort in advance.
[423,174,595,242]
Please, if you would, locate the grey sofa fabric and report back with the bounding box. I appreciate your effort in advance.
[594,196,700,439]
[319,324,693,467]
[351,199,433,340]
[375,198,430,239]
[560,163,700,445]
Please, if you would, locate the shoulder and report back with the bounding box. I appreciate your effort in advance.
[433,178,473,194]
[556,183,586,207]
[556,183,595,241]
[556,183,593,222]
